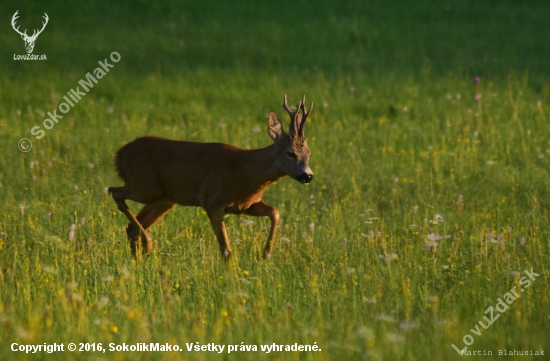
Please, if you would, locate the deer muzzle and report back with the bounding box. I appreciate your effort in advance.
[297,172,314,184]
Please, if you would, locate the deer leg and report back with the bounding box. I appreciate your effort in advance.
[128,203,176,254]
[205,208,232,258]
[109,186,152,259]
[244,200,280,259]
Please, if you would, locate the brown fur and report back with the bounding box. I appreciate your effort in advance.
[108,95,313,259]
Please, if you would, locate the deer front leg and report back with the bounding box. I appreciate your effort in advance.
[244,200,280,259]
[205,208,232,258]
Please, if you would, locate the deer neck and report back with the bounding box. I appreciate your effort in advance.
[242,144,286,188]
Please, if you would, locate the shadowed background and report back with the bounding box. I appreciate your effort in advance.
[0,1,549,360]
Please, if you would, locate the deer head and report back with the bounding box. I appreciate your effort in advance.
[268,95,314,184]
[11,11,49,54]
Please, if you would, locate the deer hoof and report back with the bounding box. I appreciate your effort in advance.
[141,234,153,253]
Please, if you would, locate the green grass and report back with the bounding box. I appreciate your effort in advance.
[1,0,549,360]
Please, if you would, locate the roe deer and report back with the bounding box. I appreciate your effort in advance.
[108,95,314,259]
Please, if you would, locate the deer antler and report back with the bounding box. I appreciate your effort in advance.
[11,11,28,38]
[298,95,313,137]
[282,94,303,136]
[11,11,48,40]
[31,13,49,39]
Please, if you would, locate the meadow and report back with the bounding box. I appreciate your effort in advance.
[1,0,549,360]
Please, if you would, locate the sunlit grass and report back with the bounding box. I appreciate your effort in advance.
[1,0,550,360]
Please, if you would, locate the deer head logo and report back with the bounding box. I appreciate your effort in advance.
[11,11,49,54]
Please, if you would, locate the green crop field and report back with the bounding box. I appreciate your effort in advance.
[1,0,549,360]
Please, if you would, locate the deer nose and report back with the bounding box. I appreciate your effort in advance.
[297,173,314,184]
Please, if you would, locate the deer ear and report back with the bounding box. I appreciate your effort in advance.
[267,112,284,140]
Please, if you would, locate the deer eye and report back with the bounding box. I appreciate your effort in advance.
[286,151,297,159]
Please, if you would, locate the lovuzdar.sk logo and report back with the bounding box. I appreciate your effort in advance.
[12,10,48,61]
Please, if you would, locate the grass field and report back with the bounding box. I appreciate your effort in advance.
[1,0,549,360]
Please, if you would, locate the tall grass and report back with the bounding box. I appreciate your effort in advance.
[1,0,549,360]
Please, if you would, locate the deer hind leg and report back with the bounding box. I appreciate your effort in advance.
[243,200,280,259]
[108,186,152,259]
[128,202,176,253]
[205,208,232,258]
